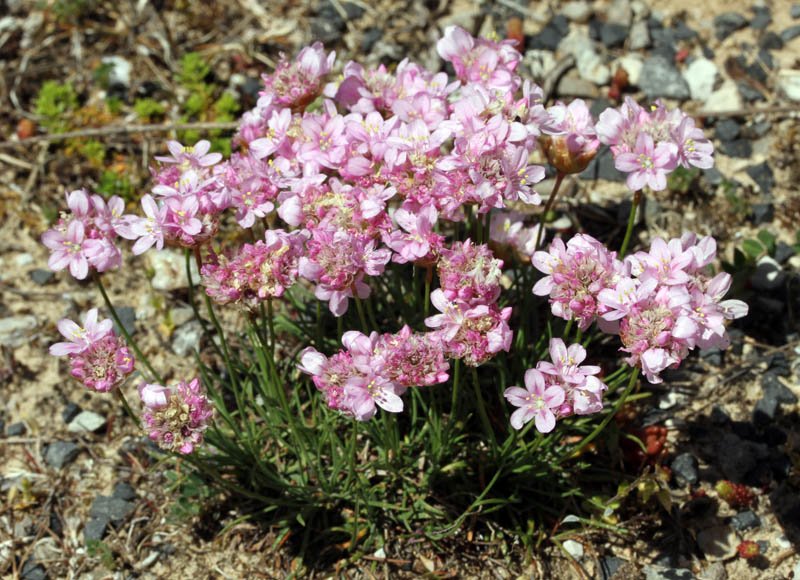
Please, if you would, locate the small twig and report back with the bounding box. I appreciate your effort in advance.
[542,55,576,104]
[0,121,239,150]
[694,104,800,119]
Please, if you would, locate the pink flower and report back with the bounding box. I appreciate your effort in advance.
[437,240,504,305]
[344,372,404,421]
[377,326,449,387]
[42,220,90,279]
[298,347,353,411]
[673,116,714,170]
[504,369,565,432]
[537,338,601,385]
[155,140,222,170]
[69,334,135,392]
[384,205,443,265]
[118,195,168,255]
[614,133,677,192]
[49,308,113,356]
[249,108,293,159]
[540,99,600,174]
[139,378,214,454]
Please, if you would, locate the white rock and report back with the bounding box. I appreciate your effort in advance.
[559,31,611,85]
[777,70,800,102]
[170,306,195,328]
[525,49,556,80]
[629,20,650,50]
[0,315,37,347]
[703,80,742,113]
[616,54,643,86]
[14,253,34,267]
[606,0,632,26]
[172,321,203,357]
[562,1,592,22]
[68,411,107,433]
[148,250,199,291]
[562,539,584,559]
[101,56,131,88]
[684,57,719,102]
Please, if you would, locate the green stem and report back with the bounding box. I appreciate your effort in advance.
[115,388,140,427]
[354,296,369,334]
[450,359,461,419]
[267,299,276,358]
[619,190,642,258]
[558,367,639,464]
[96,276,162,383]
[471,366,496,449]
[423,267,432,319]
[535,172,566,251]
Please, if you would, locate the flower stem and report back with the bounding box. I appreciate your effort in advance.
[471,366,497,450]
[96,276,162,383]
[535,172,566,251]
[558,366,639,464]
[354,297,369,334]
[619,190,642,258]
[115,388,141,427]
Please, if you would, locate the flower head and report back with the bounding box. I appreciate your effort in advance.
[139,378,214,454]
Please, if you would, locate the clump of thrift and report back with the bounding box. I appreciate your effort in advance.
[139,379,214,454]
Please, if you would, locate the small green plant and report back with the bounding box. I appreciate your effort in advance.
[178,52,211,88]
[34,81,78,133]
[85,539,117,571]
[79,139,106,167]
[96,169,134,201]
[667,166,701,195]
[133,98,167,121]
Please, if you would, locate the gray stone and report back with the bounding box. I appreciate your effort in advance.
[760,32,783,50]
[751,202,774,226]
[720,139,752,158]
[671,453,699,486]
[745,162,775,194]
[715,119,741,142]
[557,75,599,98]
[360,27,382,54]
[67,410,107,433]
[112,482,137,501]
[747,120,772,139]
[172,321,202,357]
[112,306,136,336]
[703,80,743,113]
[562,1,592,23]
[600,556,624,579]
[530,24,563,51]
[781,25,800,43]
[737,82,766,102]
[639,56,690,100]
[774,243,795,264]
[629,19,651,49]
[750,7,771,31]
[683,57,718,101]
[731,510,760,531]
[717,432,769,481]
[699,562,727,580]
[6,422,26,437]
[714,12,748,40]
[644,567,693,580]
[62,403,82,424]
[793,4,800,19]
[601,23,628,48]
[90,495,135,525]
[0,315,38,347]
[148,250,199,291]
[44,441,80,469]
[83,516,109,542]
[751,256,786,291]
[29,269,54,285]
[606,0,632,26]
[20,559,47,580]
[561,30,611,85]
[762,374,798,404]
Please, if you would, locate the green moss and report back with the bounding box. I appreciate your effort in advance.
[133,98,166,121]
[178,52,211,88]
[34,81,78,133]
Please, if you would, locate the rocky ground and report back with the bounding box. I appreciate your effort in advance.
[1,0,800,577]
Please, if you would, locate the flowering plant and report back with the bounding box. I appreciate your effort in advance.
[43,27,745,555]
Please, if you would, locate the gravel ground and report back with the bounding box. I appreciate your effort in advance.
[1,0,799,577]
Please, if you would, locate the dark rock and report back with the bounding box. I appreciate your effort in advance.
[763,375,798,404]
[746,162,775,194]
[763,426,788,447]
[717,432,769,481]
[720,139,752,158]
[728,329,744,355]
[361,27,382,53]
[311,16,344,45]
[738,82,766,102]
[746,62,769,84]
[588,17,604,41]
[590,97,612,118]
[750,7,772,30]
[649,29,676,61]
[758,49,776,69]
[551,15,570,34]
[529,24,563,51]
[601,23,629,47]
[580,147,627,182]
[767,353,792,376]
[775,242,796,264]
[62,403,82,424]
[44,441,80,469]
[0,418,5,436]
[29,269,55,285]
[112,306,136,336]
[714,12,748,40]
[135,81,163,99]
[753,395,778,426]
[781,25,800,43]
[770,482,800,545]
[20,559,47,580]
[702,45,715,59]
[644,566,693,580]
[600,556,624,579]
[7,422,26,436]
[112,482,137,501]
[760,32,784,50]
[757,540,770,553]
[747,120,772,138]
[84,516,109,542]
[671,453,699,485]
[49,512,63,537]
[241,76,261,101]
[639,56,690,100]
[672,20,697,40]
[715,118,741,141]
[793,4,800,19]
[342,1,365,19]
[751,202,774,226]
[710,405,731,425]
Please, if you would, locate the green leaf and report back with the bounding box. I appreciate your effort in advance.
[742,239,764,259]
[757,230,776,253]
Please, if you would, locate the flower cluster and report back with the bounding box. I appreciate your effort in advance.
[49,308,134,392]
[596,97,714,191]
[42,190,132,279]
[139,378,214,454]
[505,339,608,433]
[300,327,449,421]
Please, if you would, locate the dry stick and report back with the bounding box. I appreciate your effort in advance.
[0,121,239,149]
[693,104,800,119]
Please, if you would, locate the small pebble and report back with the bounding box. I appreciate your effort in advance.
[562,1,592,23]
[781,25,800,43]
[750,7,771,31]
[671,453,699,485]
[601,22,628,48]
[737,82,766,102]
[759,32,783,50]
[44,441,80,469]
[90,495,135,525]
[731,510,761,531]
[6,422,26,437]
[629,20,650,49]
[644,567,693,580]
[719,139,752,158]
[714,12,748,40]
[745,161,775,194]
[562,539,584,559]
[751,202,775,226]
[792,4,800,19]
[715,119,741,142]
[112,482,137,501]
[84,516,109,542]
[639,55,690,100]
[62,403,82,424]
[67,410,107,433]
[29,269,54,286]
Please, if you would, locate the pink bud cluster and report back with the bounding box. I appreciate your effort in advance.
[41,190,133,279]
[505,339,609,433]
[596,97,714,191]
[201,229,307,309]
[49,308,134,392]
[300,327,449,421]
[139,378,213,454]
